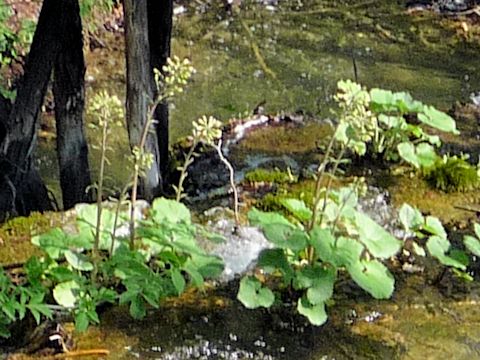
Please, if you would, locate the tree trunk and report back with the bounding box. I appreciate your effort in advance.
[53,0,92,210]
[0,0,67,220]
[124,0,162,200]
[148,0,173,178]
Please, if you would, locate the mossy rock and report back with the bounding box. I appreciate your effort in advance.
[0,212,62,265]
[244,168,297,185]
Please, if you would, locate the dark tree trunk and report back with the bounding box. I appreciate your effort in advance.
[148,0,173,178]
[0,0,66,220]
[53,0,92,210]
[123,0,162,200]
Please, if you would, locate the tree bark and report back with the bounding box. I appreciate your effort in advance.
[0,0,67,220]
[53,0,92,210]
[148,0,173,178]
[123,0,162,200]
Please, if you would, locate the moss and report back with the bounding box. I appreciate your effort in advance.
[238,122,332,155]
[0,212,61,265]
[424,156,480,192]
[244,168,297,185]
[389,173,480,224]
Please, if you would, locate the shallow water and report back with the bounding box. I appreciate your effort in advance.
[36,0,480,197]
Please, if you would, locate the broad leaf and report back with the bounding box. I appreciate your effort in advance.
[426,236,466,270]
[53,281,80,308]
[280,198,312,222]
[354,211,401,259]
[258,249,294,281]
[150,197,191,224]
[398,203,424,231]
[333,237,364,267]
[305,267,336,305]
[424,216,447,239]
[263,225,307,252]
[464,235,480,257]
[347,260,395,299]
[418,106,459,134]
[248,208,294,227]
[64,250,94,271]
[310,227,335,263]
[237,276,275,309]
[297,297,327,326]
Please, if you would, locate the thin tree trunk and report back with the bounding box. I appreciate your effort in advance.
[53,0,92,210]
[124,0,162,200]
[0,0,67,220]
[148,0,173,179]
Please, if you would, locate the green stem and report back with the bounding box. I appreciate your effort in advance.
[175,140,197,202]
[92,119,108,283]
[129,105,156,250]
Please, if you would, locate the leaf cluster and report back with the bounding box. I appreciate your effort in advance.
[0,198,224,337]
[334,80,458,169]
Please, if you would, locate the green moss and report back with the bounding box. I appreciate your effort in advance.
[238,122,332,155]
[0,212,60,265]
[244,168,297,185]
[424,156,480,192]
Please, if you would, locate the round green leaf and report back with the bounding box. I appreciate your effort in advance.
[237,276,274,309]
[347,260,395,299]
[297,297,327,326]
[53,281,80,308]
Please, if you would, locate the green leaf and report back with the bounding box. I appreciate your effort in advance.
[416,143,439,168]
[426,236,466,270]
[2,301,16,321]
[347,260,395,299]
[354,211,401,259]
[297,297,327,326]
[182,263,204,286]
[263,225,307,252]
[464,235,480,257]
[64,250,94,271]
[171,268,186,295]
[237,276,275,309]
[76,204,119,251]
[129,296,147,319]
[397,142,418,168]
[280,198,312,222]
[333,237,365,267]
[53,281,80,308]
[257,248,294,281]
[304,267,336,305]
[186,254,224,279]
[31,228,69,259]
[418,106,459,134]
[474,223,480,240]
[399,203,424,231]
[248,208,294,227]
[151,197,191,224]
[27,303,53,323]
[75,311,89,332]
[49,267,76,282]
[309,227,335,263]
[397,142,439,169]
[424,216,447,239]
